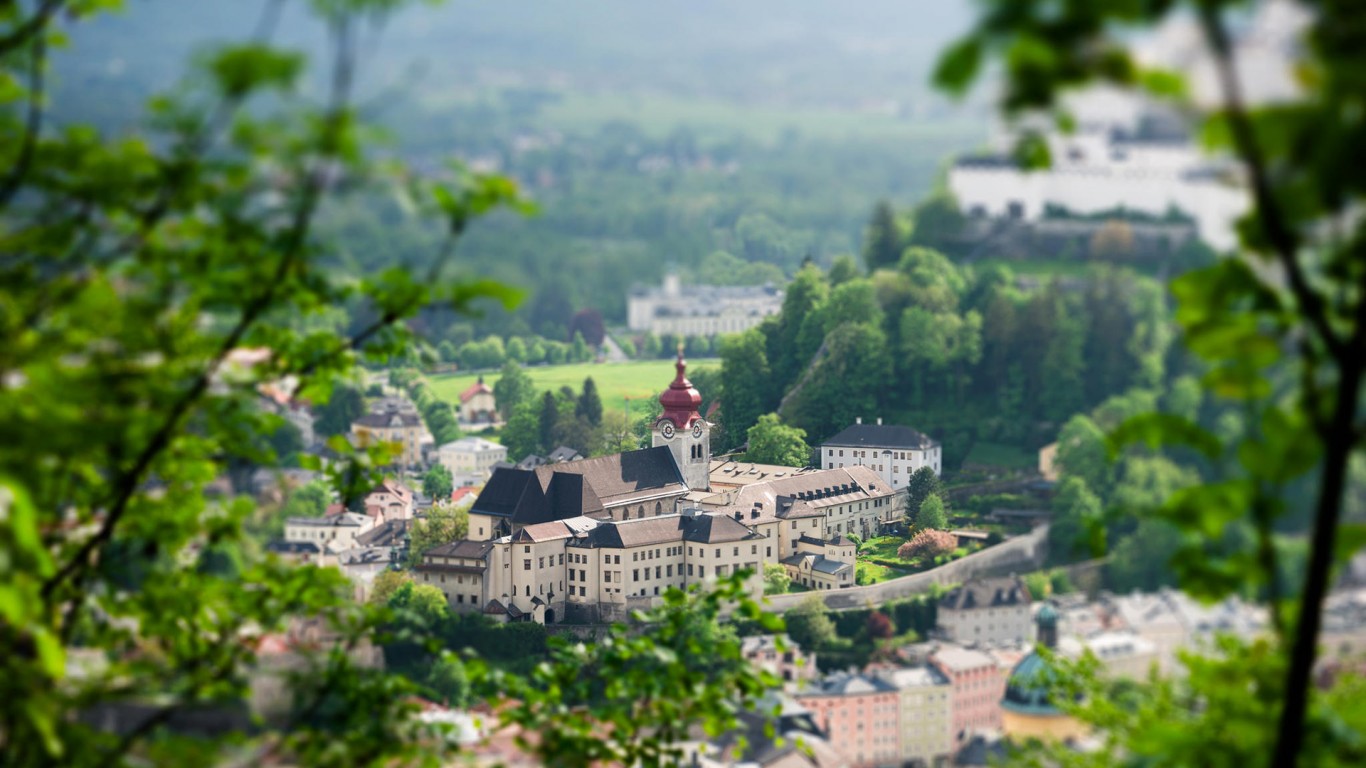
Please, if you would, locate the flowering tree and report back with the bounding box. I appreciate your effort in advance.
[898,529,957,560]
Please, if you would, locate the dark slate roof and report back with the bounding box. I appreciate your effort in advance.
[812,559,852,576]
[266,540,322,555]
[685,513,762,544]
[706,706,840,768]
[516,454,547,469]
[470,469,538,519]
[354,519,409,548]
[822,423,938,450]
[475,447,688,531]
[547,446,583,462]
[940,576,1032,611]
[426,539,496,559]
[352,410,423,428]
[533,447,686,507]
[799,671,897,697]
[590,515,687,548]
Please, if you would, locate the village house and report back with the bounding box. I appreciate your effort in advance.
[794,671,902,768]
[283,512,374,554]
[937,576,1034,647]
[781,535,856,591]
[872,664,953,765]
[457,376,498,425]
[351,401,432,468]
[930,645,1008,748]
[437,436,507,481]
[740,635,818,686]
[820,418,943,486]
[364,480,416,521]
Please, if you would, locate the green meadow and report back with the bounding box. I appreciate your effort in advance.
[428,359,719,418]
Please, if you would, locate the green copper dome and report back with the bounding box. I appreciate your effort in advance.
[1036,603,1059,627]
[1001,652,1064,717]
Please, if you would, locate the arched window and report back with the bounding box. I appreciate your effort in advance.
[637,506,645,519]
[655,501,662,515]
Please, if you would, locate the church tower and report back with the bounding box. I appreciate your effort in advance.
[653,348,711,492]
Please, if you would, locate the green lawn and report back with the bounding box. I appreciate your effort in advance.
[860,535,907,562]
[855,561,908,586]
[428,359,719,417]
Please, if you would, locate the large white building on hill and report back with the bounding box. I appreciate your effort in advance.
[416,352,905,624]
[627,274,782,337]
[820,418,942,488]
[947,0,1309,254]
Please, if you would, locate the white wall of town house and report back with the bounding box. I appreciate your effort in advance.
[897,685,951,763]
[939,603,1033,646]
[468,513,497,541]
[822,445,943,487]
[420,555,485,609]
[284,521,367,550]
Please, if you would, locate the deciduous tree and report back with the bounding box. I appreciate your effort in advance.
[407,504,470,567]
[763,563,792,595]
[916,493,948,530]
[422,463,454,501]
[905,467,941,521]
[939,0,1366,761]
[493,361,535,419]
[744,413,810,467]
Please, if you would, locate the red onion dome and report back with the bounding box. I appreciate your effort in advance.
[659,349,702,429]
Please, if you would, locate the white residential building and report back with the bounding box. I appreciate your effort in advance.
[437,436,507,480]
[284,512,374,553]
[821,418,942,486]
[874,665,953,765]
[937,577,1034,647]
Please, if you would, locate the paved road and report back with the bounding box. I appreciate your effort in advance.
[600,334,629,363]
[763,524,1050,613]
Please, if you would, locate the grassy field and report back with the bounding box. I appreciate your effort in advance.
[428,359,720,417]
[855,561,906,586]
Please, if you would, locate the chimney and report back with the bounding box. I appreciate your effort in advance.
[877,417,883,426]
[856,417,862,425]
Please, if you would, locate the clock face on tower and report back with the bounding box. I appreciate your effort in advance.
[692,422,704,439]
[658,420,675,440]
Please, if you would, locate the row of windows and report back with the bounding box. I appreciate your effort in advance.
[633,565,675,581]
[633,546,682,561]
[827,449,927,461]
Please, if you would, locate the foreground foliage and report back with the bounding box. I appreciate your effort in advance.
[0,2,777,765]
[940,0,1366,763]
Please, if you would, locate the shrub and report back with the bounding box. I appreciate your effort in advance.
[898,529,957,560]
